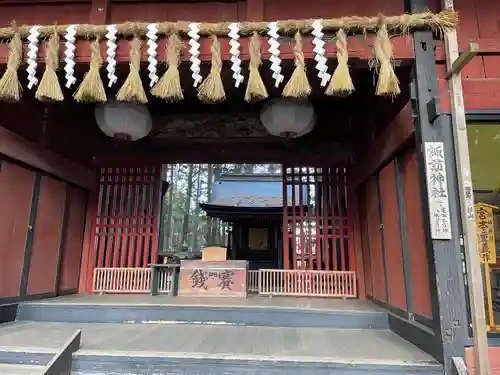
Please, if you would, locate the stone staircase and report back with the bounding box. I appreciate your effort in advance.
[0,299,444,375]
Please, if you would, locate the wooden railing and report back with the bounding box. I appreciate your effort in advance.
[247,270,259,293]
[92,267,357,298]
[157,267,174,294]
[258,269,357,298]
[92,267,151,293]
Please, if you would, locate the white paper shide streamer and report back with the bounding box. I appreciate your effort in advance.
[64,25,77,89]
[26,26,40,90]
[267,22,284,88]
[106,24,118,88]
[146,23,159,87]
[188,23,202,88]
[228,23,244,88]
[311,19,331,87]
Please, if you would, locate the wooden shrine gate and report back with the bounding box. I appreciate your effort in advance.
[258,166,357,297]
[89,166,162,293]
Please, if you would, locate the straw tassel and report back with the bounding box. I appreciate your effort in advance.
[283,32,311,99]
[0,33,23,102]
[197,35,225,104]
[151,33,183,102]
[326,29,354,97]
[74,38,107,103]
[373,22,400,97]
[35,30,64,102]
[116,37,148,103]
[244,32,268,103]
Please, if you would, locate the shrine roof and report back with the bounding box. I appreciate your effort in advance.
[200,173,305,210]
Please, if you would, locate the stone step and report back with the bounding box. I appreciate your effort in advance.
[0,363,45,375]
[0,348,53,367]
[71,351,444,375]
[16,301,389,330]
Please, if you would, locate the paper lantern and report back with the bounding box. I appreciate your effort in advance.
[95,100,152,141]
[260,99,316,138]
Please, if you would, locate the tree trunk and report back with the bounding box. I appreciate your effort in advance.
[206,164,214,244]
[192,165,202,251]
[210,164,222,244]
[164,165,175,251]
[181,164,194,248]
[233,164,243,173]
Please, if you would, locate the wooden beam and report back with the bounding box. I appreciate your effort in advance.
[435,38,500,60]
[349,104,414,189]
[409,0,471,369]
[0,126,94,190]
[95,140,352,166]
[440,0,490,374]
[445,42,479,79]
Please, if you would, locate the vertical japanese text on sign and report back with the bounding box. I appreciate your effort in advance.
[475,203,497,264]
[424,142,452,240]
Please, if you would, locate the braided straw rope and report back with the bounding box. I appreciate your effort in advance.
[0,33,23,101]
[244,32,268,102]
[198,35,225,103]
[35,29,64,102]
[74,38,107,103]
[326,29,354,97]
[0,11,457,39]
[151,33,184,102]
[116,37,148,103]
[282,32,311,99]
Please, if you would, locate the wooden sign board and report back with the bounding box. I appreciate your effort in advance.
[424,142,452,240]
[475,203,497,264]
[178,260,248,298]
[202,246,227,261]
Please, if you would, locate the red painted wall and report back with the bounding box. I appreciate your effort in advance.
[379,161,407,311]
[0,161,35,299]
[58,186,87,292]
[0,156,88,302]
[400,146,433,318]
[465,346,500,375]
[354,106,434,321]
[365,176,387,303]
[0,3,90,26]
[435,0,500,110]
[26,176,67,296]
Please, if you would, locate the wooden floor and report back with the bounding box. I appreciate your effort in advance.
[0,321,437,365]
[23,294,381,312]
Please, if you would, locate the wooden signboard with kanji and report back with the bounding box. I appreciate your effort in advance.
[475,203,497,264]
[178,260,248,298]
